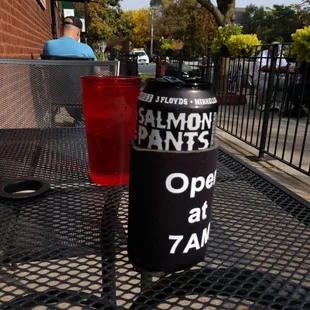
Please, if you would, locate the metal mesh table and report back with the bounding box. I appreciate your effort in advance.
[0,128,310,310]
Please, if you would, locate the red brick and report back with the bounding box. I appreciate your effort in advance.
[0,0,55,58]
[1,2,7,12]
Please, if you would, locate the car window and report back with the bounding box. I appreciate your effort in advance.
[134,52,147,57]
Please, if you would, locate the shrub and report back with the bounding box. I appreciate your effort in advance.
[211,24,242,54]
[291,26,310,64]
[226,34,261,57]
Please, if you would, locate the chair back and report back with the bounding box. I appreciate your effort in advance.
[0,59,119,129]
[40,55,94,61]
[40,55,94,106]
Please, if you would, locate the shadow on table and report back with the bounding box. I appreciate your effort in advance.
[0,185,127,309]
[130,266,310,310]
[216,149,310,227]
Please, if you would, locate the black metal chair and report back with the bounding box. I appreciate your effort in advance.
[40,55,95,127]
[40,55,94,61]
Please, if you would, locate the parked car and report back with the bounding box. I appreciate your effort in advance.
[132,50,149,65]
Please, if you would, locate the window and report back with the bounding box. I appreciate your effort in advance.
[37,0,46,10]
[134,52,147,57]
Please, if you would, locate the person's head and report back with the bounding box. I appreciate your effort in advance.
[62,16,82,41]
[268,41,282,56]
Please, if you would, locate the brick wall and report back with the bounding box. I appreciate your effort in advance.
[0,0,59,59]
[0,0,63,128]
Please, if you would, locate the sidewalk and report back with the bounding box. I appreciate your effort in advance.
[218,105,310,174]
[217,128,310,202]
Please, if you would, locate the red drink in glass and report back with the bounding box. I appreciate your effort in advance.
[81,76,141,186]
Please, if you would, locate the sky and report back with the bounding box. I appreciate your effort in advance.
[121,0,301,10]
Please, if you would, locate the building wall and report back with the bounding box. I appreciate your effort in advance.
[0,0,63,129]
[0,0,61,59]
[235,7,246,25]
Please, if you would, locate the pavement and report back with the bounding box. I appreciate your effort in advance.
[218,104,310,172]
[217,128,310,202]
[138,63,156,74]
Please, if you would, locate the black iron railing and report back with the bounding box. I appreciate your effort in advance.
[156,44,310,176]
[118,54,139,77]
[108,52,139,77]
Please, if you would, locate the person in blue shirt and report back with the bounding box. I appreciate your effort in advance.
[43,16,97,60]
[42,16,97,127]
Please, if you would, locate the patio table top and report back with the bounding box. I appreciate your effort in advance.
[0,128,310,310]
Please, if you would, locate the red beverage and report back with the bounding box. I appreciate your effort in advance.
[81,76,141,186]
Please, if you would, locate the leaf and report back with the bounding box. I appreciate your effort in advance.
[124,8,151,49]
[75,0,131,46]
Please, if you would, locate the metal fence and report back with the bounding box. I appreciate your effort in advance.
[109,53,139,77]
[157,44,310,176]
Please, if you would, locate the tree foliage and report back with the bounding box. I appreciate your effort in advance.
[159,38,176,53]
[241,4,308,43]
[240,5,265,40]
[124,9,151,49]
[150,0,164,7]
[293,2,310,26]
[291,25,310,63]
[156,0,216,56]
[75,0,131,46]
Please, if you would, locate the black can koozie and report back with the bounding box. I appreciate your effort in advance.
[128,78,218,273]
[128,142,218,272]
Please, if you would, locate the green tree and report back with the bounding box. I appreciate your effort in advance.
[241,4,303,43]
[159,37,176,53]
[184,5,216,55]
[157,0,216,56]
[266,5,301,42]
[241,5,266,39]
[76,0,131,46]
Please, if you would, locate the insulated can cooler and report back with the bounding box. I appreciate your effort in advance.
[128,78,218,272]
